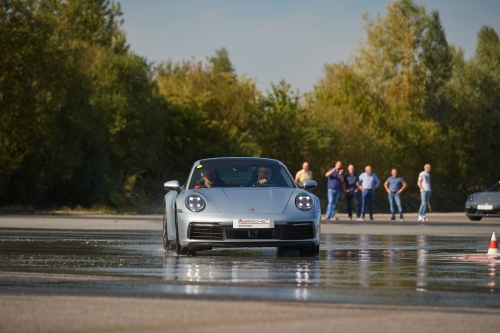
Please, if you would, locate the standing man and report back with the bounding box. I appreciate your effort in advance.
[384,168,407,221]
[343,164,360,220]
[358,166,380,221]
[295,162,313,188]
[417,164,432,221]
[325,161,344,220]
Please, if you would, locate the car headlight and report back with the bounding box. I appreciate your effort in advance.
[185,194,206,212]
[295,193,314,211]
[467,195,474,202]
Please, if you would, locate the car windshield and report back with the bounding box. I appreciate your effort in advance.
[487,183,500,192]
[188,160,296,189]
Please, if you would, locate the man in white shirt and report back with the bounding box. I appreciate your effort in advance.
[358,166,380,221]
[417,164,431,221]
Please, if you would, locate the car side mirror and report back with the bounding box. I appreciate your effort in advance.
[164,180,181,193]
[302,179,317,190]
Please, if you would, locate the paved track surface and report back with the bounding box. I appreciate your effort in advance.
[1,214,499,333]
[0,214,162,230]
[2,294,499,333]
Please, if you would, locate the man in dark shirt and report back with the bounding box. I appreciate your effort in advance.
[325,161,344,220]
[343,164,360,220]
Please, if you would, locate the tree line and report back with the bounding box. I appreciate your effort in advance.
[1,0,499,213]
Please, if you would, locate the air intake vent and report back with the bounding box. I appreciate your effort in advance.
[189,225,224,240]
[281,223,314,240]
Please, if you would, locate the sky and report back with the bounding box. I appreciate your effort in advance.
[118,0,500,93]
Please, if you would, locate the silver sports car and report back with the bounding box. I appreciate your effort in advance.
[162,157,321,256]
[465,182,500,221]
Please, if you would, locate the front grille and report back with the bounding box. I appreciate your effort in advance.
[189,225,224,240]
[281,223,314,240]
[188,222,315,240]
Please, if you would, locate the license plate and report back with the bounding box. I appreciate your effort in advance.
[233,219,274,229]
[477,204,493,210]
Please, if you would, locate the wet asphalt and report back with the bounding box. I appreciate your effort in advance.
[1,215,500,308]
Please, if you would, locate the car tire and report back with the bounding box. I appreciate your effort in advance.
[468,216,482,221]
[277,246,319,257]
[276,246,292,257]
[174,203,181,255]
[180,247,196,256]
[298,245,320,257]
[162,201,171,250]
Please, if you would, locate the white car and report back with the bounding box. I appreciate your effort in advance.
[162,157,321,256]
[465,182,500,221]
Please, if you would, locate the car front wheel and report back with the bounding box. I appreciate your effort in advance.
[277,245,319,257]
[468,216,482,221]
[298,245,320,257]
[162,202,171,250]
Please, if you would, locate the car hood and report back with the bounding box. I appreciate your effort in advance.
[472,192,500,203]
[198,187,297,214]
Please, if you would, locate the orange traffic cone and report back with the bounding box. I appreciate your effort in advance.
[487,232,498,255]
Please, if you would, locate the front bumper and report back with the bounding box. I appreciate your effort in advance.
[465,204,500,217]
[186,239,317,251]
[177,211,321,250]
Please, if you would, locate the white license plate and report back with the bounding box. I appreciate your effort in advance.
[233,219,274,229]
[477,204,493,210]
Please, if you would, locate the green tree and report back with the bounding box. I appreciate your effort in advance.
[311,0,442,187]
[445,27,500,189]
[207,47,235,74]
[252,80,309,170]
[421,10,452,126]
[0,0,165,209]
[155,51,259,176]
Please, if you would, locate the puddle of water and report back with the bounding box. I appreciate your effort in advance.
[0,230,499,295]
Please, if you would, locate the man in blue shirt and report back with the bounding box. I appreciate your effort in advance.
[384,168,407,221]
[325,161,344,220]
[358,165,380,221]
[343,164,360,220]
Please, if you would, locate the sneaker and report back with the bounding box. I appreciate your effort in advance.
[422,216,429,221]
[417,215,423,221]
[400,217,405,221]
[389,216,395,221]
[369,216,374,221]
[357,217,364,221]
[348,216,352,221]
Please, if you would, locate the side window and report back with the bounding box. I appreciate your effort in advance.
[279,167,295,187]
[188,169,202,189]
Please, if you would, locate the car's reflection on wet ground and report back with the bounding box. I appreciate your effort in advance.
[0,229,499,307]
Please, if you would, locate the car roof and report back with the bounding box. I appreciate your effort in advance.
[196,157,283,166]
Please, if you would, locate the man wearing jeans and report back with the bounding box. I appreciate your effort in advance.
[358,166,380,221]
[325,161,344,220]
[418,164,431,221]
[384,168,407,221]
[343,164,360,220]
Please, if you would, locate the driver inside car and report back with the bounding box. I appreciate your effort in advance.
[256,167,272,185]
[194,168,226,188]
